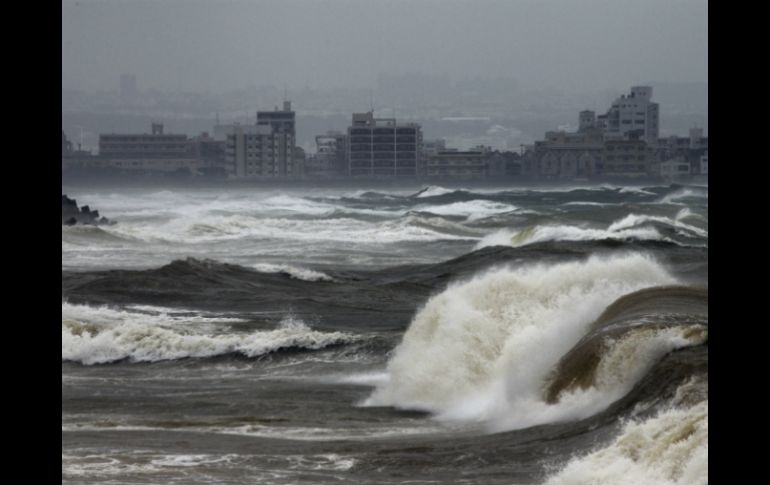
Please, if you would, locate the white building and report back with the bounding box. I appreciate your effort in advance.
[700,151,708,176]
[224,124,278,178]
[660,157,691,181]
[605,86,659,145]
[224,101,300,178]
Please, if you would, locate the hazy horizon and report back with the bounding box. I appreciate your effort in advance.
[63,0,707,95]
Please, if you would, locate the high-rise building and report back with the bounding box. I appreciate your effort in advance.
[347,112,422,176]
[224,101,300,177]
[578,110,596,132]
[604,86,659,144]
[310,131,348,176]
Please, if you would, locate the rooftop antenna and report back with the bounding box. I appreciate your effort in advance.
[369,90,374,115]
[283,85,288,104]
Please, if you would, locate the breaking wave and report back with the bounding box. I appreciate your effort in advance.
[365,254,706,433]
[656,186,709,205]
[476,225,666,249]
[62,303,357,365]
[252,263,334,282]
[412,185,462,198]
[543,399,707,485]
[475,209,706,249]
[416,200,518,220]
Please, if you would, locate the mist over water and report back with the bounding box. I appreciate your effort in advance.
[62,182,707,484]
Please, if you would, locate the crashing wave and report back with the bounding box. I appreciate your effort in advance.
[412,185,463,198]
[252,263,334,282]
[365,255,706,434]
[62,303,356,365]
[475,210,706,249]
[416,200,518,221]
[543,399,707,485]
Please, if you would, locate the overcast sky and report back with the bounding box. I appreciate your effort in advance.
[62,0,707,94]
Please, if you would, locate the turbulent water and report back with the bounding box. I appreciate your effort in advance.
[62,182,708,484]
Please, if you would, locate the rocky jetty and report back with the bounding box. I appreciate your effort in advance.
[62,194,114,225]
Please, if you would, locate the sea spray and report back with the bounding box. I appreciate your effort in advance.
[543,400,708,485]
[62,303,356,364]
[365,253,683,429]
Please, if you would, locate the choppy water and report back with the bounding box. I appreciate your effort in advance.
[62,182,708,484]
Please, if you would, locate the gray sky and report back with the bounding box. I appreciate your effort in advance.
[62,0,707,94]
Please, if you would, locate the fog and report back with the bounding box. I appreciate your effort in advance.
[62,0,707,94]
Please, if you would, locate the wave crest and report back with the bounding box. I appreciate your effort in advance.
[364,253,685,430]
[544,399,707,485]
[62,303,356,365]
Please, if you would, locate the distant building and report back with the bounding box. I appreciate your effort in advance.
[689,127,703,148]
[700,151,708,176]
[602,139,654,178]
[347,112,422,176]
[99,123,189,159]
[521,84,706,181]
[521,127,604,179]
[256,100,297,177]
[188,132,227,174]
[578,110,596,132]
[62,130,73,156]
[224,101,301,178]
[660,157,691,181]
[293,146,306,177]
[224,124,275,177]
[604,86,659,145]
[653,128,708,175]
[426,149,487,178]
[308,131,348,176]
[422,139,446,158]
[96,123,202,174]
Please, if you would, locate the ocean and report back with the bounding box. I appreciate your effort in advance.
[62,182,708,484]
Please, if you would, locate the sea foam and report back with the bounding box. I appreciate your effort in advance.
[364,254,704,431]
[543,400,708,485]
[62,303,355,365]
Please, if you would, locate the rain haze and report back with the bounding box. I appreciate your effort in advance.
[62,0,708,152]
[62,2,709,484]
[62,0,707,93]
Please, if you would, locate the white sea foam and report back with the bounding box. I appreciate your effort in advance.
[563,201,613,207]
[657,188,709,205]
[475,224,664,249]
[62,302,247,329]
[475,209,708,249]
[400,214,486,237]
[415,185,460,198]
[619,186,657,196]
[101,213,474,245]
[62,422,450,442]
[62,303,356,364]
[323,371,390,386]
[252,263,334,282]
[364,254,704,431]
[543,400,708,485]
[607,213,708,238]
[416,200,518,220]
